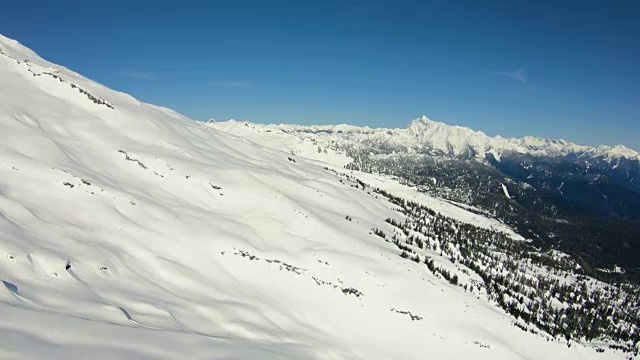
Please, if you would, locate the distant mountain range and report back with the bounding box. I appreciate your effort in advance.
[210,117,640,280]
[209,115,640,163]
[210,116,640,198]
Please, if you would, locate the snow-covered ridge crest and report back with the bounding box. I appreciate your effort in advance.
[0,33,57,66]
[211,114,640,162]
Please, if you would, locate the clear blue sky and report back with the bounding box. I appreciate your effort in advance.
[1,0,639,149]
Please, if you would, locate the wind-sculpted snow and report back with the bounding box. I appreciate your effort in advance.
[0,34,633,359]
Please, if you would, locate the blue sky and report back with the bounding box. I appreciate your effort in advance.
[1,0,639,149]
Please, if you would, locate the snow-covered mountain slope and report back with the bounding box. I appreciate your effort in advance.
[208,116,640,163]
[0,33,629,359]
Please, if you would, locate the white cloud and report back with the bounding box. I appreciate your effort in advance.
[209,80,254,88]
[489,68,527,83]
[119,71,155,81]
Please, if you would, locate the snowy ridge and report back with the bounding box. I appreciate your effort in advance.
[209,115,640,163]
[0,33,631,359]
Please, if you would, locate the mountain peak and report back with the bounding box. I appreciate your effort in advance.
[596,144,640,161]
[406,115,438,128]
[407,115,487,135]
[611,144,636,156]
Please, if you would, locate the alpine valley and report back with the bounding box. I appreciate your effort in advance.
[1,33,639,360]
